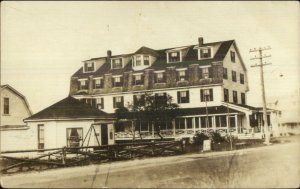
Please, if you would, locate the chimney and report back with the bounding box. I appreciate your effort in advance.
[107,50,112,58]
[198,37,204,46]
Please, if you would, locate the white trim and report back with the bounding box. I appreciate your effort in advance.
[132,72,143,76]
[199,65,212,68]
[24,117,115,122]
[110,57,124,69]
[78,78,88,81]
[154,70,166,73]
[198,46,213,60]
[112,75,123,78]
[175,68,188,71]
[73,83,222,98]
[93,77,103,80]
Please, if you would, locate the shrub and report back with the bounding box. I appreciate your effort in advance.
[193,132,209,145]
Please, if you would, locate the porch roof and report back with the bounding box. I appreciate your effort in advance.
[24,96,114,121]
[111,105,241,120]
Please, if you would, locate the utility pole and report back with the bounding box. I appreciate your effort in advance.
[249,46,272,145]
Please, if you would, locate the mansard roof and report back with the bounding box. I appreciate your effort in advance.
[72,40,235,79]
[24,96,113,121]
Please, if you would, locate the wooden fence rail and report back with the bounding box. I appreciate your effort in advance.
[0,141,185,174]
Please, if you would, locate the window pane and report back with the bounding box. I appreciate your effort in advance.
[186,118,193,129]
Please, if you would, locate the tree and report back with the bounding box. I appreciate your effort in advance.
[115,92,180,140]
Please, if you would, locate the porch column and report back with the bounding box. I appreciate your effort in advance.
[226,115,229,133]
[193,117,196,134]
[235,114,238,134]
[172,119,176,137]
[213,116,216,131]
[184,118,187,134]
[152,123,154,138]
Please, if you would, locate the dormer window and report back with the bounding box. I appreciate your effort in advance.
[132,74,144,85]
[177,70,187,81]
[144,56,150,65]
[132,55,152,69]
[93,78,103,89]
[111,58,122,69]
[78,79,88,90]
[84,62,95,72]
[198,47,212,59]
[136,56,142,66]
[154,71,166,83]
[168,52,180,63]
[112,76,123,87]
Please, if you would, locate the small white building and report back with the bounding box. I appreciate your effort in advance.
[24,96,115,150]
[0,85,32,151]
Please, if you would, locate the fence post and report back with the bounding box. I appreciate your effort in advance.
[62,147,66,165]
[181,140,186,153]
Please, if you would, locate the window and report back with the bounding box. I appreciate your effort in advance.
[78,80,88,90]
[96,98,104,109]
[177,70,187,81]
[200,116,212,128]
[200,48,211,59]
[93,78,103,89]
[241,93,246,105]
[175,118,185,129]
[3,97,9,115]
[144,56,150,65]
[133,94,145,106]
[133,74,144,85]
[233,91,238,103]
[201,67,210,79]
[200,89,213,102]
[224,88,229,102]
[140,121,149,131]
[177,90,189,103]
[232,71,237,82]
[155,93,167,105]
[155,72,166,83]
[168,52,180,63]
[112,58,122,69]
[231,51,235,62]
[67,128,83,147]
[223,68,228,79]
[195,117,200,128]
[229,117,236,127]
[136,56,142,66]
[240,73,244,84]
[113,96,124,108]
[216,116,227,128]
[113,76,123,87]
[38,124,44,150]
[85,62,94,72]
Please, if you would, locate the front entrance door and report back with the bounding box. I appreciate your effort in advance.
[101,124,108,145]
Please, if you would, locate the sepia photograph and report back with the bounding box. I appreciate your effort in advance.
[0,1,299,188]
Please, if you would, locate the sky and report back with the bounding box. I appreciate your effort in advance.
[1,1,299,116]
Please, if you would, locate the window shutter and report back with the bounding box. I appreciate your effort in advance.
[199,68,202,79]
[209,67,213,78]
[77,81,80,90]
[208,48,211,57]
[101,98,104,109]
[200,89,204,102]
[132,76,135,85]
[121,96,124,107]
[200,49,203,58]
[176,71,179,81]
[120,76,124,86]
[209,89,213,101]
[133,95,137,105]
[113,97,116,108]
[186,90,190,103]
[177,91,180,103]
[93,80,96,89]
[141,75,144,84]
[84,64,88,72]
[163,72,166,82]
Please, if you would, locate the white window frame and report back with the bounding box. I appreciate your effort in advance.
[111,58,123,69]
[167,51,182,63]
[198,46,213,60]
